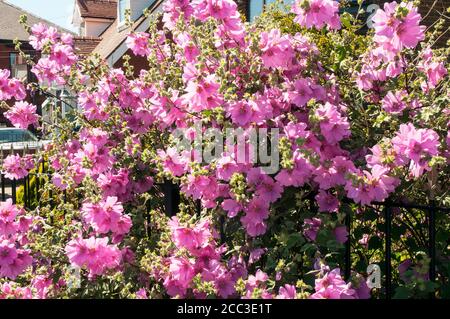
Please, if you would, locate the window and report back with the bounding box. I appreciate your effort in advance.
[118,0,129,25]
[248,0,294,22]
[249,0,264,21]
[0,129,38,144]
[79,22,86,37]
[9,53,28,82]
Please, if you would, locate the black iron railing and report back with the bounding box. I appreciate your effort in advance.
[343,200,450,299]
[2,163,449,299]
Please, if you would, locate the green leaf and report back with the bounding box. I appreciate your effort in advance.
[286,233,305,249]
[368,236,383,250]
[393,286,412,299]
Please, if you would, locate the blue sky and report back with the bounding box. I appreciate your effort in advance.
[6,0,77,32]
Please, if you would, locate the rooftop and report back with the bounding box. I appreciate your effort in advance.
[77,0,118,20]
[0,0,74,41]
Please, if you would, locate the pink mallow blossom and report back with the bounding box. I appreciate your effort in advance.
[82,196,131,237]
[345,165,399,205]
[259,29,294,69]
[315,102,350,144]
[65,236,122,278]
[4,101,38,129]
[292,0,341,30]
[372,2,425,53]
[2,154,33,180]
[0,69,26,101]
[310,268,360,299]
[126,32,151,57]
[392,123,440,178]
[0,239,32,279]
[418,47,448,92]
[381,90,408,114]
[316,190,340,213]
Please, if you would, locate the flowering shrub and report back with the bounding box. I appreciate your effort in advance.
[0,0,449,299]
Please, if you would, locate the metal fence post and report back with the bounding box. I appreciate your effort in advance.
[344,212,351,281]
[24,176,28,209]
[428,203,436,287]
[385,205,392,299]
[196,199,201,216]
[1,173,5,201]
[219,214,226,244]
[11,179,16,204]
[163,181,180,217]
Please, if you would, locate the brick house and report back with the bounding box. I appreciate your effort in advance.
[0,0,74,129]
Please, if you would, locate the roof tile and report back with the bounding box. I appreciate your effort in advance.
[77,0,117,20]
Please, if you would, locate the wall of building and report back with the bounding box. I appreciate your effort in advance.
[113,48,149,77]
[0,41,45,130]
[84,19,113,37]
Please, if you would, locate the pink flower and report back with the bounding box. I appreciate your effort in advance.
[168,217,211,253]
[135,288,148,299]
[0,240,17,265]
[29,23,49,50]
[157,147,189,177]
[4,101,38,129]
[276,153,313,187]
[392,123,440,178]
[277,284,297,299]
[255,176,283,204]
[418,48,448,92]
[78,91,109,121]
[97,169,130,200]
[65,236,122,277]
[0,240,32,279]
[181,74,222,112]
[315,102,350,144]
[248,248,266,265]
[421,61,447,91]
[28,23,58,50]
[345,165,399,205]
[333,226,348,244]
[126,32,151,57]
[366,143,404,169]
[381,90,407,114]
[214,271,236,298]
[163,0,194,30]
[31,275,54,299]
[0,69,26,101]
[304,217,322,241]
[221,198,242,218]
[315,190,339,213]
[31,57,66,85]
[51,43,77,66]
[246,269,268,290]
[292,0,341,30]
[0,282,33,299]
[82,196,131,237]
[166,257,195,294]
[174,32,200,63]
[290,78,314,107]
[259,29,294,69]
[241,214,267,237]
[372,2,425,52]
[216,155,240,181]
[357,234,369,249]
[310,268,358,299]
[228,101,254,126]
[2,154,30,180]
[0,199,22,224]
